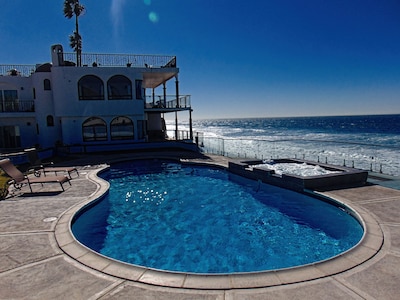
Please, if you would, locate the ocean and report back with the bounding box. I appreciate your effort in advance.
[169,114,400,176]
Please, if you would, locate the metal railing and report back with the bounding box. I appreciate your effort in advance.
[0,54,177,75]
[167,95,191,109]
[199,136,400,176]
[63,53,177,68]
[0,65,36,77]
[0,100,35,112]
[166,130,193,141]
[145,95,191,109]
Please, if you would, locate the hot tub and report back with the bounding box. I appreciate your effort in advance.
[229,158,368,191]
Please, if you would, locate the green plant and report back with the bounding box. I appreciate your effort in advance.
[0,171,10,200]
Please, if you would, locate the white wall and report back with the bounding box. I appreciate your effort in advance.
[0,76,38,148]
[31,71,61,148]
[147,113,163,131]
[51,66,145,117]
[0,116,37,148]
[61,114,145,145]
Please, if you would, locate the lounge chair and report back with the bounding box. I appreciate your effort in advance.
[0,158,71,192]
[34,164,78,179]
[25,148,78,179]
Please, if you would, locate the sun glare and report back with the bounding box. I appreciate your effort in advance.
[149,11,159,23]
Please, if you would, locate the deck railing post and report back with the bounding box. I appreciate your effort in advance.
[189,109,193,141]
[175,76,180,108]
[163,83,167,107]
[175,112,178,140]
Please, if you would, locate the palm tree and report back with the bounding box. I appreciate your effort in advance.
[63,0,85,66]
[69,31,82,62]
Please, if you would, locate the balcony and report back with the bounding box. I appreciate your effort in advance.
[0,54,177,77]
[145,95,191,112]
[0,100,35,113]
[62,53,177,69]
[0,65,36,77]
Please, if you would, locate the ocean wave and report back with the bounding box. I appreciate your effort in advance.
[193,115,400,176]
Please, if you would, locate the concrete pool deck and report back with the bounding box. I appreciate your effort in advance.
[0,152,399,299]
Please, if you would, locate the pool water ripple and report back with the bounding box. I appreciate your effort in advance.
[72,160,363,274]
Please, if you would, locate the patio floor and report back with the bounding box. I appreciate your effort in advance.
[0,152,399,299]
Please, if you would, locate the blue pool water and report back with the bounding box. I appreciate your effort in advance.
[72,159,364,274]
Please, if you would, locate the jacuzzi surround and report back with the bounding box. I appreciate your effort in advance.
[247,161,342,176]
[229,158,369,192]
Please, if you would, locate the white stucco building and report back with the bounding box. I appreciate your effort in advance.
[0,45,194,154]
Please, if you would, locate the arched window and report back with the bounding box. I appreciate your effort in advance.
[82,117,107,141]
[107,75,132,100]
[110,116,134,140]
[43,79,51,90]
[78,75,104,100]
[46,115,54,127]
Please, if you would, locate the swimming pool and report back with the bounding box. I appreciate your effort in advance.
[72,159,364,274]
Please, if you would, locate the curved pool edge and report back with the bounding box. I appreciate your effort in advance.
[54,163,384,290]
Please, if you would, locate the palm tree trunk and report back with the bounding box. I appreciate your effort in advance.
[75,14,81,66]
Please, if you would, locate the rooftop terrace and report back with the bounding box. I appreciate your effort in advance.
[62,52,176,69]
[0,53,177,77]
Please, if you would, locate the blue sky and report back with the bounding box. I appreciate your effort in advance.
[1,0,399,119]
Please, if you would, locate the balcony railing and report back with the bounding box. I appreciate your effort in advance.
[0,100,35,112]
[166,130,194,141]
[145,95,191,109]
[63,53,177,68]
[199,136,400,176]
[0,65,36,77]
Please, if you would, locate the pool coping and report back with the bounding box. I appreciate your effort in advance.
[54,162,384,290]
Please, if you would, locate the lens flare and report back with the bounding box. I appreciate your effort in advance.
[149,11,159,23]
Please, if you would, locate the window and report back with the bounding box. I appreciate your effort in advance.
[46,115,54,127]
[107,75,132,100]
[110,116,134,140]
[135,80,143,99]
[44,79,51,90]
[82,117,107,141]
[3,90,18,101]
[0,126,21,148]
[78,75,104,100]
[0,90,18,112]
